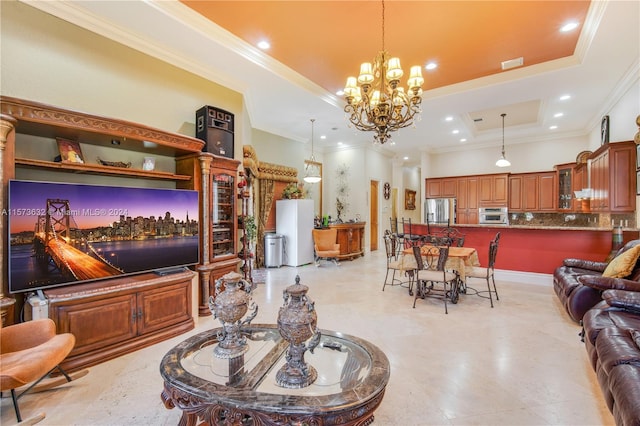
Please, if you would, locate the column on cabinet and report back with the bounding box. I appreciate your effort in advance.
[176,153,241,316]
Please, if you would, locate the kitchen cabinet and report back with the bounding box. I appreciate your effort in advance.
[478,174,508,206]
[509,172,556,212]
[425,177,457,198]
[555,163,576,211]
[176,154,241,316]
[508,175,523,211]
[589,141,636,212]
[456,176,478,224]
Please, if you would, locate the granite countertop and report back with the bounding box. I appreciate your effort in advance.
[424,223,637,232]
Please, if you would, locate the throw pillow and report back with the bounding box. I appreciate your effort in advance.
[603,244,640,278]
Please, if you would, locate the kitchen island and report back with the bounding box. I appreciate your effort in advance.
[407,223,637,274]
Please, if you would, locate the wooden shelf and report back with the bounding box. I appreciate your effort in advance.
[16,157,193,181]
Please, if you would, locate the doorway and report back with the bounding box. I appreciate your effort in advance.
[370,180,378,251]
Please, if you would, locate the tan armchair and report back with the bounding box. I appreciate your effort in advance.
[1,318,87,424]
[312,228,340,266]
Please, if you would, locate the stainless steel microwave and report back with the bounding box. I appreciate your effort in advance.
[478,207,508,224]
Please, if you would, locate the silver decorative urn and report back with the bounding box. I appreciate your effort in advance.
[275,275,321,388]
[208,271,258,359]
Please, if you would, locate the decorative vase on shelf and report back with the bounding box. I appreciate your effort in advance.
[208,271,258,359]
[275,275,321,389]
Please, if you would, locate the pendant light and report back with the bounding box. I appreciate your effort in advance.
[303,118,322,183]
[495,113,511,167]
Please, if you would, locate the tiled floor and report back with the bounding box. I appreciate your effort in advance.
[1,250,614,425]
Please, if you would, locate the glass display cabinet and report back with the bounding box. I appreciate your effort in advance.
[212,173,235,259]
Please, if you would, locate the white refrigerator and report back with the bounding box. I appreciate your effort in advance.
[276,199,315,266]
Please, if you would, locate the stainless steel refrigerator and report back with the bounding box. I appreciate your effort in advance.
[424,198,456,225]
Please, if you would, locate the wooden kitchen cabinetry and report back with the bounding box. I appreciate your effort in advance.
[509,172,556,212]
[555,163,576,211]
[456,176,478,224]
[46,270,193,372]
[478,173,508,206]
[425,177,457,198]
[176,154,241,316]
[0,96,202,365]
[589,141,636,212]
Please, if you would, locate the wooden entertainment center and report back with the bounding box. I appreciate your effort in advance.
[0,96,239,371]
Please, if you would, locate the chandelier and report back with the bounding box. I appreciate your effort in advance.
[495,113,511,167]
[343,0,424,145]
[303,118,321,183]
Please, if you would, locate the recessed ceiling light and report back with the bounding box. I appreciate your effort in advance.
[554,113,564,118]
[560,94,571,101]
[445,116,453,122]
[452,129,459,134]
[425,62,438,70]
[320,135,326,139]
[337,142,343,146]
[460,138,467,143]
[549,125,558,130]
[560,22,579,32]
[403,156,409,160]
[257,40,270,50]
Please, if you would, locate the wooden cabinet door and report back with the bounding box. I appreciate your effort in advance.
[538,172,557,211]
[509,175,523,211]
[467,177,478,209]
[426,179,442,198]
[137,280,192,335]
[457,178,468,209]
[52,293,138,357]
[522,175,539,210]
[609,143,635,211]
[478,176,492,204]
[441,178,457,197]
[493,174,508,205]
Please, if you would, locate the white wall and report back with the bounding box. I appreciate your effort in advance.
[1,1,244,157]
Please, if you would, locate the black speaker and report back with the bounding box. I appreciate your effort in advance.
[196,105,234,158]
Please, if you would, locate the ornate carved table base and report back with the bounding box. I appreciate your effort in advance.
[160,325,389,426]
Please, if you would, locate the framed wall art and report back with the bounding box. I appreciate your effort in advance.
[56,138,84,163]
[405,189,416,210]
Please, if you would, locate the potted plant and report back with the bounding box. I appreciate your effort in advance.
[282,183,304,199]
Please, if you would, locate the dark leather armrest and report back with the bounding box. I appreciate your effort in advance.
[562,258,608,272]
[578,275,640,292]
[602,289,640,314]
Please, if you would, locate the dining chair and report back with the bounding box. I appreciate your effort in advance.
[402,217,423,247]
[437,227,465,247]
[465,232,501,307]
[382,232,405,291]
[389,217,405,255]
[412,245,459,314]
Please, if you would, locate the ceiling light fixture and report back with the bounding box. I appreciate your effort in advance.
[343,0,424,145]
[303,118,321,183]
[496,113,511,168]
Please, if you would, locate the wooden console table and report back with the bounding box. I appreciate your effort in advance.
[330,222,366,260]
[161,324,389,425]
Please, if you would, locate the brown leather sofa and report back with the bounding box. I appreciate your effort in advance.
[553,240,640,322]
[581,289,640,426]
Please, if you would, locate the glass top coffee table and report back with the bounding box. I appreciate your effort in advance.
[160,324,390,425]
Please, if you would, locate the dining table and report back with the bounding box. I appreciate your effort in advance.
[398,245,480,295]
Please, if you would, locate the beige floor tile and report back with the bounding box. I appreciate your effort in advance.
[1,250,615,425]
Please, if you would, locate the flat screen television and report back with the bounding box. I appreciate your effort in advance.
[8,180,199,294]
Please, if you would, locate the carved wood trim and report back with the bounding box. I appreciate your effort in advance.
[0,96,204,152]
